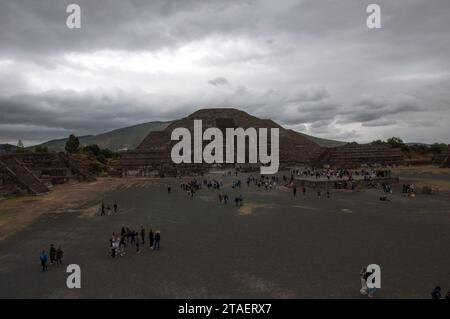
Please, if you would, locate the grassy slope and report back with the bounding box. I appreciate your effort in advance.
[28,120,344,152]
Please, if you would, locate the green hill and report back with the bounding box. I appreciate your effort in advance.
[30,121,170,152]
[29,120,344,152]
[298,133,346,148]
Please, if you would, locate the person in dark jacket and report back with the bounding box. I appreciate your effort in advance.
[56,246,64,266]
[49,244,56,265]
[140,225,145,244]
[153,231,161,251]
[149,229,154,248]
[40,250,48,272]
[431,286,442,299]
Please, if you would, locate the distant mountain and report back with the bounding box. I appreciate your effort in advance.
[30,122,170,152]
[299,133,346,148]
[29,117,344,152]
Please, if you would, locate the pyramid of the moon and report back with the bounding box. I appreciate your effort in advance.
[120,108,323,176]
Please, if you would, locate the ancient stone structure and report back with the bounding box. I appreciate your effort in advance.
[312,144,404,168]
[0,153,95,197]
[432,145,450,167]
[120,108,323,176]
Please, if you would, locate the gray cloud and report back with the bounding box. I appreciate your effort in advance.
[1,0,450,145]
[208,77,231,87]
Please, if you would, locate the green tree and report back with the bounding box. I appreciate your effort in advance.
[65,135,80,154]
[80,144,101,157]
[386,137,404,148]
[371,139,386,145]
[430,143,448,154]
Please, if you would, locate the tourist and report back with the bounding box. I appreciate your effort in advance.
[119,236,126,256]
[359,267,368,295]
[49,244,56,265]
[364,268,377,298]
[302,187,306,196]
[136,238,140,254]
[235,197,239,207]
[56,246,64,266]
[140,225,145,244]
[293,187,297,197]
[113,202,118,214]
[154,231,161,251]
[239,194,243,206]
[431,286,442,299]
[224,194,229,205]
[39,250,48,272]
[101,201,105,216]
[107,205,111,216]
[327,190,330,199]
[167,185,171,193]
[130,229,136,244]
[149,229,154,248]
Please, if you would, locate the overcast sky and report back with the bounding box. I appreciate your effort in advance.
[1,0,449,146]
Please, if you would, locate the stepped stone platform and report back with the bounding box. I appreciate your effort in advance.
[312,144,404,168]
[121,108,322,176]
[0,153,95,197]
[432,145,450,167]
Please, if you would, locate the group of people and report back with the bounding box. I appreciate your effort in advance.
[39,244,64,272]
[100,201,118,216]
[359,266,377,298]
[291,167,392,182]
[402,183,415,194]
[109,226,161,258]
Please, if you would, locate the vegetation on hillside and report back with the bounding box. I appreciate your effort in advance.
[371,137,448,155]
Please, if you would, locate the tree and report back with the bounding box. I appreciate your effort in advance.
[65,135,80,154]
[371,139,385,146]
[430,143,448,154]
[386,137,404,148]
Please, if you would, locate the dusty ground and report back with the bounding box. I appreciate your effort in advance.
[0,169,449,298]
[0,178,159,240]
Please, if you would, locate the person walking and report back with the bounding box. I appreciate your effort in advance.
[56,246,64,266]
[149,229,154,248]
[293,186,297,197]
[360,267,368,296]
[154,231,161,251]
[101,201,105,216]
[140,225,145,245]
[49,244,56,265]
[113,202,118,214]
[40,250,48,272]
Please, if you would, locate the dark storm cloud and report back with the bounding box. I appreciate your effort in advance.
[0,0,450,144]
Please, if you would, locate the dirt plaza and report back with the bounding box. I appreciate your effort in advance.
[0,170,449,298]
